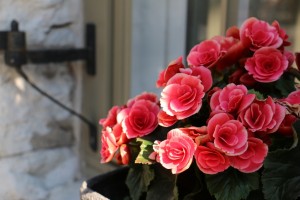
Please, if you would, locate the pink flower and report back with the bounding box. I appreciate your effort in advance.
[178,126,208,140]
[245,47,288,83]
[111,123,128,145]
[216,41,247,71]
[240,17,283,50]
[281,90,300,105]
[156,56,185,88]
[127,92,158,108]
[284,50,295,67]
[277,114,297,137]
[122,99,160,139]
[239,73,257,87]
[272,20,291,47]
[187,39,222,67]
[194,142,230,174]
[160,73,205,120]
[116,144,130,165]
[238,97,286,134]
[229,137,268,173]
[207,113,248,156]
[179,66,212,92]
[210,83,255,114]
[99,106,120,128]
[212,36,239,52]
[154,129,197,174]
[178,126,212,146]
[226,26,240,39]
[100,127,119,163]
[157,110,178,127]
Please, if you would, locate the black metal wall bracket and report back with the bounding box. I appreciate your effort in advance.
[0,20,96,75]
[0,20,98,151]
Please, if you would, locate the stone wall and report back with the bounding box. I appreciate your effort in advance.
[0,1,84,199]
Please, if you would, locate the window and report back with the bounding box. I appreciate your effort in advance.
[186,0,300,52]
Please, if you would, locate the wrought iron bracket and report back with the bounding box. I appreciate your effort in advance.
[0,20,96,75]
[0,20,98,151]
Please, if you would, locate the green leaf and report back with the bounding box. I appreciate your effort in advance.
[146,164,178,200]
[126,165,155,200]
[262,120,300,200]
[135,138,155,164]
[269,134,294,151]
[248,89,264,100]
[274,73,295,97]
[246,189,265,200]
[205,168,259,200]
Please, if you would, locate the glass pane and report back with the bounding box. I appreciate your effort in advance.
[185,0,209,54]
[186,0,300,52]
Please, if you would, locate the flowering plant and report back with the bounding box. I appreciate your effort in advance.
[99,17,300,200]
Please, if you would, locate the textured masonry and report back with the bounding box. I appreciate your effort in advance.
[0,1,83,199]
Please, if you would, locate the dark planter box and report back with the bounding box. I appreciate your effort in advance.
[80,167,129,200]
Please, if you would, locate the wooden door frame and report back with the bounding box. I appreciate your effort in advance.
[82,0,131,176]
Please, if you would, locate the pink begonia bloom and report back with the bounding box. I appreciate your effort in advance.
[238,97,286,134]
[212,36,239,52]
[179,126,211,146]
[116,144,130,165]
[277,114,297,137]
[240,17,283,51]
[284,50,295,67]
[157,110,178,127]
[156,56,185,88]
[210,83,255,114]
[226,26,240,39]
[100,127,119,163]
[187,36,238,69]
[281,90,300,105]
[272,20,291,47]
[187,39,222,67]
[228,69,257,87]
[127,92,158,108]
[229,137,268,173]
[160,73,205,120]
[207,113,248,156]
[179,66,213,92]
[194,142,230,174]
[178,126,208,140]
[111,123,128,145]
[245,47,288,83]
[154,129,197,174]
[122,99,160,139]
[99,106,120,128]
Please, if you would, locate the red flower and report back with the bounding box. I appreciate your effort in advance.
[99,106,120,128]
[229,137,268,173]
[194,142,230,174]
[238,97,286,134]
[207,113,248,156]
[277,114,297,137]
[240,17,283,51]
[154,129,196,174]
[210,83,255,114]
[245,47,288,83]
[156,57,185,88]
[187,39,222,67]
[100,127,119,163]
[122,99,160,139]
[157,110,178,127]
[160,73,205,120]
